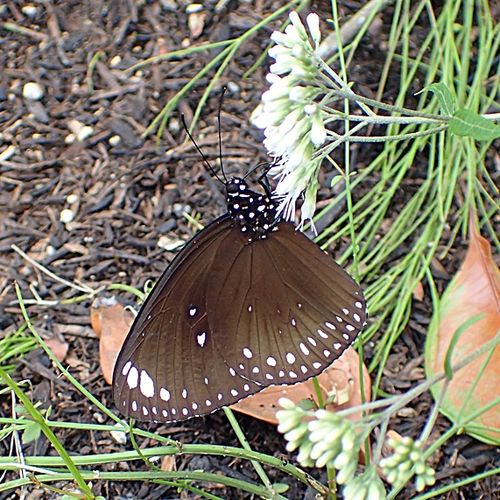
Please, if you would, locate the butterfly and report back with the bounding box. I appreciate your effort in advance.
[112,168,366,423]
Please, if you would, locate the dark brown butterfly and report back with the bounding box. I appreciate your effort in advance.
[113,174,366,423]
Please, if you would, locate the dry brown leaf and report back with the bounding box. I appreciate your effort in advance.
[413,281,425,301]
[425,220,500,444]
[231,347,371,425]
[161,455,177,472]
[90,297,133,384]
[45,336,69,362]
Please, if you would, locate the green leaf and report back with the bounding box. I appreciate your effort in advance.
[449,108,500,141]
[426,82,456,115]
[22,420,42,444]
[273,482,290,493]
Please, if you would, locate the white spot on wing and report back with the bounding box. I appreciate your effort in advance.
[139,370,155,398]
[299,342,310,355]
[346,324,355,331]
[286,352,296,364]
[127,367,138,389]
[132,400,137,412]
[325,322,336,330]
[243,347,253,359]
[122,361,132,376]
[353,313,361,322]
[355,301,363,309]
[160,388,171,402]
[266,356,277,367]
[197,332,207,347]
[334,343,342,350]
[231,389,238,396]
[318,329,328,339]
[182,388,188,398]
[189,307,197,317]
[308,336,317,346]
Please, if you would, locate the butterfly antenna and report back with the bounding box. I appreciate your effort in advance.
[181,114,225,185]
[243,161,273,180]
[217,88,228,182]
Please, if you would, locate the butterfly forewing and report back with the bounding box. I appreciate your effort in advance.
[113,177,366,423]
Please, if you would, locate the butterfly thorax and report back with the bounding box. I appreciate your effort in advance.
[226,177,278,239]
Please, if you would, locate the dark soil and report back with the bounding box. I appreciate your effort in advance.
[0,1,498,499]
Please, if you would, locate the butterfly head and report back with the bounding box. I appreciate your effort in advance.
[226,177,277,238]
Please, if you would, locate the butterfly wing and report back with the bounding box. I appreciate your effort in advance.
[207,221,366,385]
[114,216,366,423]
[113,215,258,421]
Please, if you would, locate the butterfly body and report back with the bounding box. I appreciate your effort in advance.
[113,176,366,422]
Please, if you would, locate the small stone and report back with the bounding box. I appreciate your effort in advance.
[157,235,185,252]
[60,208,74,223]
[186,3,203,13]
[22,4,38,17]
[66,193,79,204]
[0,145,17,162]
[172,203,191,217]
[67,119,93,141]
[78,126,93,141]
[226,81,240,95]
[110,423,127,444]
[23,82,44,100]
[65,133,75,144]
[110,55,122,67]
[168,117,180,134]
[109,135,121,146]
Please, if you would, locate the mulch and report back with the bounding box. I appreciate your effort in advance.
[0,1,498,499]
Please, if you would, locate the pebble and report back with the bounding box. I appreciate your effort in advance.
[66,193,79,204]
[60,208,74,223]
[67,119,93,141]
[22,4,38,17]
[108,135,121,146]
[110,423,127,445]
[23,82,44,100]
[186,3,203,13]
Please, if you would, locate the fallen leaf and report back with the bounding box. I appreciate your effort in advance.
[413,281,424,301]
[425,219,500,444]
[45,336,69,362]
[231,347,371,424]
[90,297,133,384]
[161,455,177,472]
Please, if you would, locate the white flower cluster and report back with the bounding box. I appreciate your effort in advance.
[380,436,436,492]
[251,11,327,225]
[277,398,359,485]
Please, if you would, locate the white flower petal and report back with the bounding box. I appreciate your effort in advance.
[289,11,307,40]
[310,111,326,146]
[306,13,321,47]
